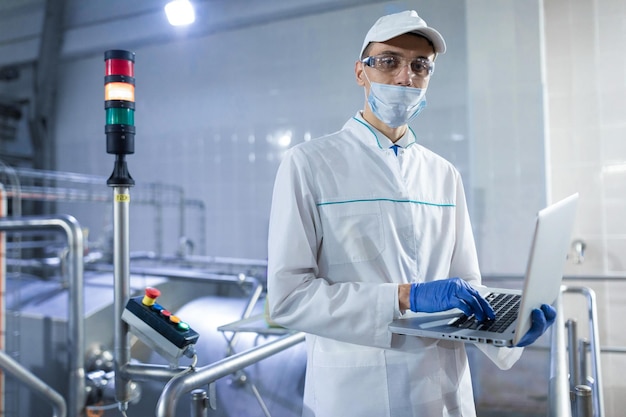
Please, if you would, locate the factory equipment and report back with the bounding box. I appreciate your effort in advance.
[0,48,305,417]
[0,97,22,143]
[98,49,305,417]
[0,47,304,417]
[104,48,138,416]
[121,287,200,366]
[154,294,306,417]
[0,215,84,417]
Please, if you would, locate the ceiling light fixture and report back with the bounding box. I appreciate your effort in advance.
[165,0,195,26]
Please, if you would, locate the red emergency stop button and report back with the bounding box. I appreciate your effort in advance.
[142,287,161,306]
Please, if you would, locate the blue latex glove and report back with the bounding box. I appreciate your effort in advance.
[515,304,557,347]
[410,278,496,322]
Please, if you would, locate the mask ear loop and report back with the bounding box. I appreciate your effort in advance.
[361,60,373,87]
[362,66,385,117]
[361,63,376,110]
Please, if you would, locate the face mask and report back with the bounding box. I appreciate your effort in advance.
[366,81,427,128]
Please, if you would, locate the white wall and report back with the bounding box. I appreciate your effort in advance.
[467,0,548,275]
[544,0,626,414]
[546,0,626,277]
[52,0,476,260]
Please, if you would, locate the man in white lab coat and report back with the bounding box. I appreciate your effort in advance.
[267,10,555,417]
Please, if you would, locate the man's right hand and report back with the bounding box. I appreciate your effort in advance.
[409,278,495,322]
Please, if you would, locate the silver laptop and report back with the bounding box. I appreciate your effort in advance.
[389,193,579,347]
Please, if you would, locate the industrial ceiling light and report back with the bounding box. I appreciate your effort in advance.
[165,0,195,26]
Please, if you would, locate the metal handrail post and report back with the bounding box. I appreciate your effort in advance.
[190,389,208,417]
[563,286,605,417]
[112,186,132,411]
[155,332,305,417]
[566,319,579,389]
[0,215,84,417]
[548,291,572,417]
[574,385,593,417]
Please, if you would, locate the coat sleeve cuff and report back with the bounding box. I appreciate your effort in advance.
[475,343,524,370]
[375,283,401,348]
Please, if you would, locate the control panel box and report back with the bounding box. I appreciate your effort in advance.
[121,287,199,363]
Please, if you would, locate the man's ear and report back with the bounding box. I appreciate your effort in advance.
[355,61,366,87]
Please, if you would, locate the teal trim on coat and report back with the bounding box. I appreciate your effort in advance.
[317,198,455,207]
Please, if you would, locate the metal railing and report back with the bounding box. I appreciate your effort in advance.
[0,350,66,417]
[563,286,604,417]
[549,292,573,417]
[0,166,208,255]
[550,286,605,417]
[154,331,305,417]
[0,215,84,417]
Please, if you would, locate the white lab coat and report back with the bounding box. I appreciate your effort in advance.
[267,113,522,417]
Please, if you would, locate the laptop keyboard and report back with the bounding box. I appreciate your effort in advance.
[450,292,521,333]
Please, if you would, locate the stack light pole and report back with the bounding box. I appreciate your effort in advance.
[104,49,135,413]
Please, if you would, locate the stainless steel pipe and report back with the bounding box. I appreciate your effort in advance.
[190,389,208,417]
[155,332,305,417]
[123,362,189,381]
[0,215,84,417]
[0,349,67,417]
[113,186,132,407]
[566,319,579,389]
[86,263,265,296]
[563,286,605,417]
[548,291,572,417]
[574,385,593,417]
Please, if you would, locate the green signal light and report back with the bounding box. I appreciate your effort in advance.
[106,107,135,125]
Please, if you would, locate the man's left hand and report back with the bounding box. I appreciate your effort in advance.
[515,304,557,347]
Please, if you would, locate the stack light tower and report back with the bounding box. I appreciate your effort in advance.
[105,49,136,185]
[104,49,135,412]
[103,50,201,415]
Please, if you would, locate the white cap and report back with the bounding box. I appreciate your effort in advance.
[360,10,446,58]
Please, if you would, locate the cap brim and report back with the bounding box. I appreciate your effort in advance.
[411,27,446,54]
[360,25,446,57]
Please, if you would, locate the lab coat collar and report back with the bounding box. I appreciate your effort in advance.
[350,112,418,151]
